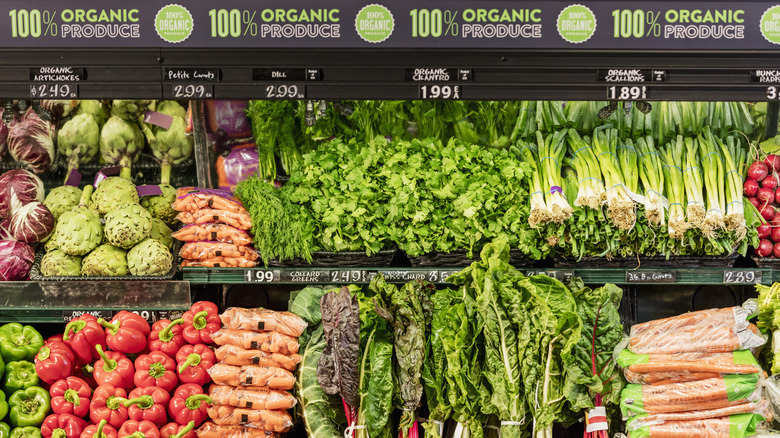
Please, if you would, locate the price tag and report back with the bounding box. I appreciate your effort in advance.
[525,270,575,282]
[62,310,114,323]
[767,86,780,100]
[425,270,460,283]
[377,270,430,282]
[419,84,461,100]
[169,84,214,99]
[329,270,366,283]
[723,270,762,284]
[244,269,281,283]
[625,271,676,283]
[30,84,77,99]
[607,85,647,100]
[264,84,305,99]
[128,310,180,323]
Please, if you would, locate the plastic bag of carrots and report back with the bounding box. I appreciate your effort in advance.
[207,363,296,390]
[177,209,252,231]
[174,188,249,215]
[626,399,773,430]
[214,345,301,371]
[620,374,763,418]
[211,329,299,355]
[206,406,293,432]
[196,422,278,438]
[618,350,765,384]
[208,385,297,410]
[220,308,308,338]
[180,242,259,261]
[173,224,253,246]
[628,306,766,355]
[181,257,256,268]
[625,413,766,438]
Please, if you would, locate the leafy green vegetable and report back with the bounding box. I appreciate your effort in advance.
[318,287,361,410]
[421,289,454,438]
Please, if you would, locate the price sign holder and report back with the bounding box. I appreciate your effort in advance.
[29,83,77,98]
[722,270,762,284]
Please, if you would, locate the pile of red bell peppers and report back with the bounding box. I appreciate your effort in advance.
[0,301,221,438]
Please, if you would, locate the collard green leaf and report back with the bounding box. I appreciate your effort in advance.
[297,325,346,438]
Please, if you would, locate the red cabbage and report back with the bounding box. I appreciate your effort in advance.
[0,240,34,280]
[8,202,54,243]
[8,107,55,173]
[0,218,11,240]
[0,169,45,218]
[0,106,13,159]
[206,100,252,138]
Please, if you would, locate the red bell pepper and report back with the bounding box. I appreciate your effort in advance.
[94,345,134,392]
[36,341,75,384]
[46,334,64,345]
[175,345,215,387]
[42,413,88,438]
[89,385,129,429]
[50,377,91,418]
[98,312,150,354]
[159,422,195,438]
[168,384,211,427]
[124,386,171,428]
[148,320,185,358]
[64,315,107,365]
[118,420,160,438]
[74,363,97,389]
[181,302,219,345]
[80,420,118,438]
[133,352,177,393]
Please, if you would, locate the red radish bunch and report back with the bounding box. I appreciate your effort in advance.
[750,155,780,257]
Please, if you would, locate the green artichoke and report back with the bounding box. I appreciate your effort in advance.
[43,186,82,220]
[81,244,129,276]
[100,116,145,179]
[128,238,172,276]
[44,226,59,252]
[75,100,110,126]
[110,100,156,121]
[54,185,103,256]
[41,250,82,276]
[140,184,177,226]
[149,218,173,249]
[91,177,139,215]
[155,101,187,119]
[58,114,100,179]
[104,203,152,249]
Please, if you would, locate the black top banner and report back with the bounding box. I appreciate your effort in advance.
[2,1,780,50]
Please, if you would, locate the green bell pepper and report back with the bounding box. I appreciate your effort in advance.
[0,423,10,438]
[8,388,49,427]
[0,325,42,363]
[3,363,38,396]
[9,428,40,438]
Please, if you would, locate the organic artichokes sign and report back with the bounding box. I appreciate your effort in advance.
[81,244,129,276]
[140,184,177,226]
[104,203,152,249]
[75,100,110,126]
[99,116,144,179]
[149,218,173,249]
[58,114,100,180]
[54,185,102,256]
[128,238,172,276]
[43,186,81,221]
[41,250,82,277]
[90,177,139,216]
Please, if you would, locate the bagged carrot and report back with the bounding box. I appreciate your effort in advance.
[620,374,762,418]
[176,209,252,231]
[180,241,259,261]
[208,385,297,410]
[173,224,253,246]
[206,406,293,432]
[210,329,299,355]
[219,308,308,337]
[181,257,257,268]
[623,370,722,385]
[618,349,764,376]
[625,413,765,438]
[196,422,278,438]
[626,399,773,430]
[214,345,301,370]
[207,363,296,390]
[173,188,249,215]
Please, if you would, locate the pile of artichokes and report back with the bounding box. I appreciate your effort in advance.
[41,177,174,277]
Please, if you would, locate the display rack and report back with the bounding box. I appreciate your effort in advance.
[3,0,780,318]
